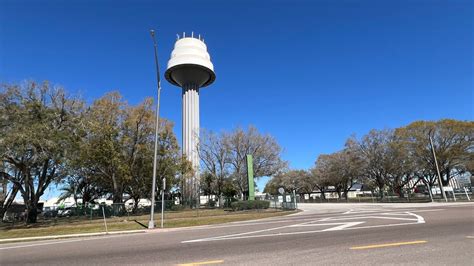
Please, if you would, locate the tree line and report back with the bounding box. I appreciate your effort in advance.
[265,120,473,200]
[0,81,287,223]
[0,81,193,222]
[198,127,287,206]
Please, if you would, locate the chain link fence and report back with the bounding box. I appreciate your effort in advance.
[297,187,472,203]
[267,194,297,210]
[39,200,180,220]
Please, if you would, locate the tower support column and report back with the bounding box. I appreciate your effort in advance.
[182,83,200,205]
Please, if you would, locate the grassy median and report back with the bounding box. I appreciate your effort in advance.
[0,209,295,239]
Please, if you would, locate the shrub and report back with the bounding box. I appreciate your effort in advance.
[230,200,270,211]
[224,197,238,208]
[206,199,216,208]
[255,200,270,209]
[170,205,185,211]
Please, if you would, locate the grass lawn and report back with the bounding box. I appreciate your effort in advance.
[0,209,295,240]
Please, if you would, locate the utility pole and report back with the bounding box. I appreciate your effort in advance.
[293,189,297,210]
[149,29,163,229]
[429,134,447,202]
[426,182,434,202]
[161,177,166,228]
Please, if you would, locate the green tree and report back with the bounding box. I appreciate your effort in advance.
[200,171,215,204]
[0,81,83,223]
[355,129,395,199]
[121,98,155,213]
[56,174,102,212]
[396,120,474,187]
[338,139,365,200]
[310,155,336,200]
[383,134,417,198]
[78,93,192,211]
[226,126,286,199]
[154,121,193,203]
[198,130,231,206]
[82,92,127,204]
[265,170,310,196]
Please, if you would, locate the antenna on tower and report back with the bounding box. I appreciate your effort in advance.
[198,34,201,40]
[176,34,180,40]
[192,31,194,38]
[183,32,185,38]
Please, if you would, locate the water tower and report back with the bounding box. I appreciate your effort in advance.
[165,33,215,204]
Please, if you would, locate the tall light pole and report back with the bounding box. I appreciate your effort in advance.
[149,29,162,229]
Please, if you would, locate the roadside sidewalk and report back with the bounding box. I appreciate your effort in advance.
[0,229,147,244]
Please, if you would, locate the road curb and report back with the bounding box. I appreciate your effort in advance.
[0,229,147,244]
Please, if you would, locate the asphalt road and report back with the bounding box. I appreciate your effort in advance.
[1,203,473,265]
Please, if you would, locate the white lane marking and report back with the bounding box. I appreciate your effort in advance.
[201,208,432,231]
[343,209,354,214]
[380,212,415,216]
[367,216,418,221]
[198,218,322,241]
[322,222,365,231]
[1,213,363,246]
[320,215,418,222]
[181,221,423,243]
[401,209,443,213]
[182,212,424,243]
[189,210,419,242]
[0,238,87,250]
[289,221,365,229]
[170,211,397,231]
[0,234,126,251]
[178,209,440,232]
[343,209,388,215]
[409,212,425,223]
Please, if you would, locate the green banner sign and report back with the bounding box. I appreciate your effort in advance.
[247,154,255,201]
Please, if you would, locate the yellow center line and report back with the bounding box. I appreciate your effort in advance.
[177,260,224,266]
[350,240,427,250]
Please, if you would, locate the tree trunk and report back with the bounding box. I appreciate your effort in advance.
[441,167,450,186]
[111,171,123,216]
[343,190,349,202]
[26,202,38,224]
[111,173,122,203]
[378,186,384,200]
[320,188,326,200]
[132,196,140,214]
[73,194,78,208]
[83,190,90,204]
[397,186,405,198]
[0,185,20,219]
[113,191,122,203]
[377,176,385,200]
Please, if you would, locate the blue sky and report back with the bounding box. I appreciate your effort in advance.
[1,0,473,194]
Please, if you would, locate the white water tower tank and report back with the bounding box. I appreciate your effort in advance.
[165,33,216,203]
